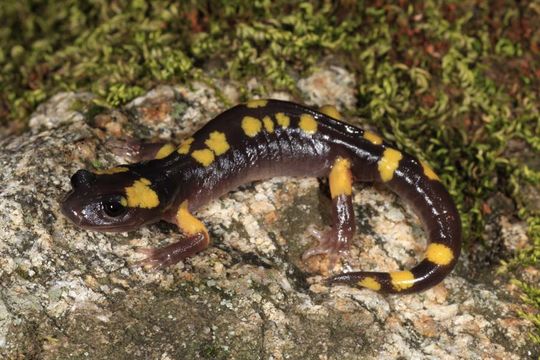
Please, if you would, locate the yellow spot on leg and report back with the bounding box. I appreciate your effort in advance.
[191,149,215,166]
[363,131,383,145]
[125,178,159,208]
[242,116,262,137]
[420,160,440,181]
[425,243,454,266]
[176,201,208,236]
[262,116,274,133]
[390,271,415,291]
[246,99,268,108]
[358,277,381,291]
[378,148,402,182]
[177,138,194,154]
[299,113,317,134]
[94,166,129,175]
[319,105,342,120]
[205,131,230,155]
[155,143,175,159]
[329,157,353,199]
[275,113,290,128]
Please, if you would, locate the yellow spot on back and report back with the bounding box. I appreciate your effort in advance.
[364,131,383,145]
[176,201,208,236]
[378,148,402,182]
[420,160,440,181]
[425,243,454,266]
[177,138,194,154]
[205,131,230,156]
[299,113,317,134]
[191,149,215,166]
[262,116,274,133]
[275,112,290,128]
[246,99,268,108]
[390,271,415,291]
[125,178,159,208]
[358,277,381,291]
[242,116,262,137]
[155,143,175,159]
[94,167,129,175]
[319,105,342,120]
[329,157,353,199]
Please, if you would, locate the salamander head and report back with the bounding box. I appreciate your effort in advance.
[61,168,164,232]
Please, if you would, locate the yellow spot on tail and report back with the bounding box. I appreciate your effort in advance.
[242,116,262,137]
[155,143,175,159]
[191,149,215,166]
[275,112,290,128]
[299,113,317,134]
[176,201,208,236]
[319,105,342,120]
[390,271,415,291]
[358,277,381,291]
[94,167,129,175]
[364,131,383,145]
[246,99,268,108]
[177,138,194,154]
[329,157,353,199]
[420,160,440,181]
[125,178,159,208]
[426,243,454,266]
[262,116,274,133]
[205,131,230,156]
[378,148,402,182]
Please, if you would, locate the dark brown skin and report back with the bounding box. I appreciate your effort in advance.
[61,99,461,294]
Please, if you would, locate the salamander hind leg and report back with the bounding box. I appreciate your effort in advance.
[137,201,210,269]
[303,157,356,269]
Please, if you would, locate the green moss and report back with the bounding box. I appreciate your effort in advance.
[2,0,539,345]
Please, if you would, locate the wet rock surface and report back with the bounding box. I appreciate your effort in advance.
[0,72,538,359]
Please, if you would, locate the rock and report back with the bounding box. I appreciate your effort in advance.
[0,74,537,359]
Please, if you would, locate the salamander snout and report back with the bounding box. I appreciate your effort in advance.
[70,169,96,189]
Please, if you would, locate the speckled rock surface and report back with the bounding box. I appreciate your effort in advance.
[0,69,538,359]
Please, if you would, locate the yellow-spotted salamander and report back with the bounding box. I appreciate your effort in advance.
[61,99,461,294]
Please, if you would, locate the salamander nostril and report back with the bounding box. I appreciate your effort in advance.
[70,169,96,189]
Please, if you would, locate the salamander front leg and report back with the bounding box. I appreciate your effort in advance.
[106,138,176,162]
[138,201,210,269]
[303,157,355,269]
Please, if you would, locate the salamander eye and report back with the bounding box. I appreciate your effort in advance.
[102,197,127,217]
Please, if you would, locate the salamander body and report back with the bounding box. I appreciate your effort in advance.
[61,99,461,294]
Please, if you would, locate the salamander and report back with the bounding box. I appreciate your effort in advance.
[61,99,461,294]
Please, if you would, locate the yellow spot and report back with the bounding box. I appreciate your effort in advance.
[329,157,352,199]
[358,277,381,291]
[425,243,454,266]
[242,116,262,137]
[155,143,175,159]
[319,105,342,120]
[205,131,230,156]
[390,271,415,291]
[378,148,402,182]
[420,160,440,181]
[176,201,208,236]
[246,99,268,108]
[299,113,317,134]
[177,138,194,154]
[94,167,129,175]
[191,149,215,166]
[262,116,274,133]
[364,131,383,145]
[125,178,159,208]
[119,197,128,207]
[275,112,290,128]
